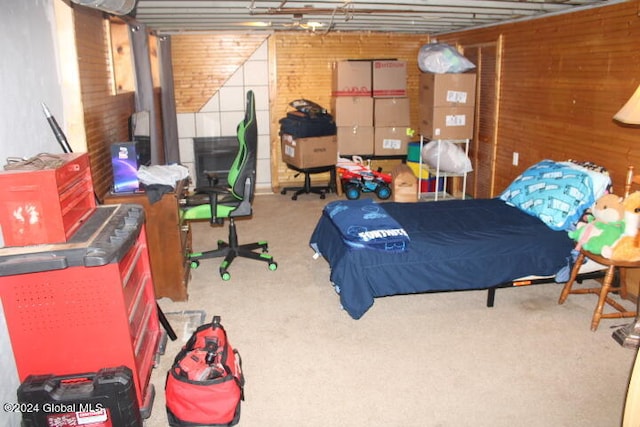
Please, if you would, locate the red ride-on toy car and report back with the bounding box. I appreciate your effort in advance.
[337,159,392,200]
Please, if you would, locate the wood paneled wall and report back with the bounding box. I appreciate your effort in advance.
[170,34,268,113]
[438,1,640,193]
[74,7,134,199]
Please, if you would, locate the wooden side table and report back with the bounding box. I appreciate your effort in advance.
[559,249,637,331]
[103,180,192,301]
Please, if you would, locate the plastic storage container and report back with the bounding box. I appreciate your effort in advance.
[18,366,141,427]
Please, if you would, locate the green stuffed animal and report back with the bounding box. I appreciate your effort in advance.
[568,193,626,255]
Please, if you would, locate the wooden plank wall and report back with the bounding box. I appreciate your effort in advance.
[170,34,269,113]
[74,7,134,199]
[439,0,640,193]
[270,32,429,187]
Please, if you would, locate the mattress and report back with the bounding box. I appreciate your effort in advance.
[310,198,577,319]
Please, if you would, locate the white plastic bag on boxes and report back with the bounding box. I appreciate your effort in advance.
[421,140,473,174]
[418,42,476,74]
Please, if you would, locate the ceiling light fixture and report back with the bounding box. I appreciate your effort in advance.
[301,21,325,31]
[235,21,273,27]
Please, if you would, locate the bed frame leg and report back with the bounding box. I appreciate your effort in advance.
[487,288,496,307]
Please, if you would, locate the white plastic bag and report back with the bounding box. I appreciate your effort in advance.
[421,140,473,174]
[137,164,190,188]
[418,42,476,74]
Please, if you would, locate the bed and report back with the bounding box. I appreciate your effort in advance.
[309,160,611,319]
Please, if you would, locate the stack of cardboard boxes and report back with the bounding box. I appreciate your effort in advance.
[417,72,477,199]
[331,60,412,156]
[418,72,476,140]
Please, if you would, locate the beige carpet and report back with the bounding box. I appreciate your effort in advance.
[146,192,638,427]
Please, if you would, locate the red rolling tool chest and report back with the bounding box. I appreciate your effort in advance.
[0,204,161,418]
[0,152,96,247]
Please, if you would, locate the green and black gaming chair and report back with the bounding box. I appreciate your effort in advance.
[183,90,277,280]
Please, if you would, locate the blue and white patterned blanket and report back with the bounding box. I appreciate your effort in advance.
[323,199,410,252]
[499,159,597,231]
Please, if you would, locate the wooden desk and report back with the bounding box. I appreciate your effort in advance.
[103,180,192,301]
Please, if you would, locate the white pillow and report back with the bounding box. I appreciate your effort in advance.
[560,161,610,201]
[421,140,473,174]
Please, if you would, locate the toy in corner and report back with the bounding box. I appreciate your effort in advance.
[570,191,640,262]
[569,193,625,255]
[337,157,392,201]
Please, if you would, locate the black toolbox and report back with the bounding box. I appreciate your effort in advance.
[17,366,142,427]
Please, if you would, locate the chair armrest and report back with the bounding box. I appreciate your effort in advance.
[187,186,231,225]
[193,185,230,195]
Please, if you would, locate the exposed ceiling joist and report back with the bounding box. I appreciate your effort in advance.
[128,0,617,35]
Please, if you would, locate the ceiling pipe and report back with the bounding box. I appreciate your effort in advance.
[69,0,137,15]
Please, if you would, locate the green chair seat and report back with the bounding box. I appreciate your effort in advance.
[182,203,236,221]
[182,90,277,280]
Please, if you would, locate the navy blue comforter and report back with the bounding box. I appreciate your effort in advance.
[309,198,575,319]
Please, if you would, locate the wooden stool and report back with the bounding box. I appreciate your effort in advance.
[558,249,637,331]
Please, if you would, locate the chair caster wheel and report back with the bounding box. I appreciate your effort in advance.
[268,262,278,271]
[320,194,326,199]
[190,260,200,269]
[292,195,298,200]
[280,189,286,195]
[220,270,231,281]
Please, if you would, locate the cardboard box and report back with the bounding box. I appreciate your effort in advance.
[419,106,475,140]
[369,159,402,174]
[374,98,410,127]
[281,134,337,169]
[337,126,374,156]
[419,73,477,107]
[373,60,407,98]
[623,267,640,300]
[332,96,374,126]
[374,127,412,156]
[332,60,372,97]
[391,163,418,203]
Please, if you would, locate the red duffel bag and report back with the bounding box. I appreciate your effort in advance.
[165,315,244,426]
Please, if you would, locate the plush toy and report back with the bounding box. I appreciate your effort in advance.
[569,193,625,255]
[622,191,640,237]
[602,191,640,261]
